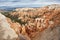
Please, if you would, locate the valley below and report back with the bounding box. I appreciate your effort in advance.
[0,4,60,40]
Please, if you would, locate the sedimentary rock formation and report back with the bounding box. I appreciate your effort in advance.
[2,4,60,40]
[0,13,18,40]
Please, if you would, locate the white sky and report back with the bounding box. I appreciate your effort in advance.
[0,0,60,7]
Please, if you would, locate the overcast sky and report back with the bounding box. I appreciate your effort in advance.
[0,0,60,7]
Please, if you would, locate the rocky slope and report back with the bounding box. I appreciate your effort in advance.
[0,13,18,40]
[1,4,60,40]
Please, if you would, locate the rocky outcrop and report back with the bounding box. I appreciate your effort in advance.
[0,13,18,40]
[31,25,60,40]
